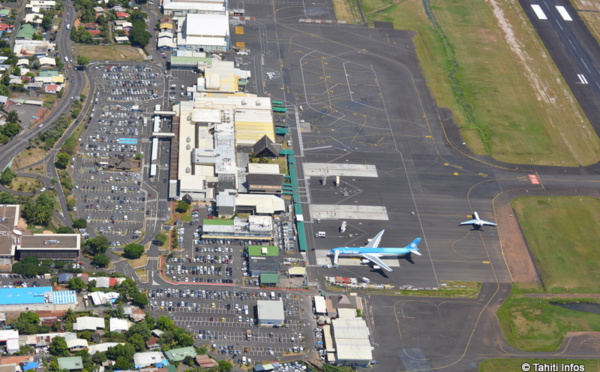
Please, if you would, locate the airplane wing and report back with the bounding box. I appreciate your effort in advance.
[361,254,392,272]
[364,230,385,248]
[459,219,478,226]
[479,220,498,226]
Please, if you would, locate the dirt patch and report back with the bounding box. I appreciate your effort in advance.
[11,147,48,170]
[7,177,42,193]
[72,44,146,62]
[496,199,539,283]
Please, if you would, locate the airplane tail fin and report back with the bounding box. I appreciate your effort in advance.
[333,250,339,264]
[408,238,422,256]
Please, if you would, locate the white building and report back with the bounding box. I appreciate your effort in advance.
[109,318,132,332]
[331,318,373,366]
[133,351,165,369]
[256,300,285,326]
[73,316,105,331]
[162,0,225,16]
[178,13,229,52]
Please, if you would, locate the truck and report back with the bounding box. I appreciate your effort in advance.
[315,231,326,238]
[246,329,252,340]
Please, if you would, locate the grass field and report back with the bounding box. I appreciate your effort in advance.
[570,0,600,44]
[72,44,146,62]
[497,287,600,351]
[331,0,362,24]
[512,196,600,293]
[7,177,42,193]
[354,0,600,165]
[479,358,600,372]
[11,148,47,170]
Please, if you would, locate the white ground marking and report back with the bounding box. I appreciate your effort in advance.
[531,4,548,20]
[302,163,378,177]
[555,6,573,21]
[577,74,589,84]
[309,204,389,220]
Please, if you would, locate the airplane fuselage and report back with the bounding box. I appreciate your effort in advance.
[329,247,413,258]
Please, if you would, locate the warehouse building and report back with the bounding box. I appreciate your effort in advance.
[201,216,274,241]
[256,300,284,326]
[0,287,77,311]
[331,318,373,366]
[162,0,226,16]
[248,256,280,277]
[178,13,229,52]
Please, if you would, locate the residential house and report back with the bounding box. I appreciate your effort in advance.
[145,337,159,350]
[73,316,105,331]
[24,13,42,24]
[109,318,131,333]
[16,24,35,39]
[44,84,60,94]
[133,352,166,369]
[115,12,129,19]
[65,338,88,352]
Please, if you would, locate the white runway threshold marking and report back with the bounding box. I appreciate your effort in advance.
[555,6,573,21]
[309,204,389,220]
[578,74,589,84]
[531,4,548,20]
[302,163,378,177]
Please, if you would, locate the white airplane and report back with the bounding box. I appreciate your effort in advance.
[327,230,421,272]
[459,212,497,228]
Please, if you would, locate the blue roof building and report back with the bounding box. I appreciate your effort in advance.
[0,286,77,311]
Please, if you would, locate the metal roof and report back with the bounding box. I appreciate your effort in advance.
[0,286,50,305]
[257,299,285,321]
[259,273,279,284]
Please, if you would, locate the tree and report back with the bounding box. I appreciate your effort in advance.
[41,14,53,31]
[2,122,21,138]
[183,356,195,366]
[156,315,174,331]
[155,232,167,246]
[55,152,70,169]
[76,55,90,65]
[73,218,87,229]
[123,243,144,259]
[84,235,109,255]
[22,192,56,226]
[131,291,148,308]
[128,333,145,352]
[0,168,16,186]
[68,277,86,291]
[57,226,74,233]
[64,308,76,323]
[12,256,43,277]
[114,356,132,370]
[218,360,232,372]
[7,110,18,123]
[125,322,151,340]
[91,253,110,267]
[91,352,107,364]
[49,336,68,356]
[175,200,189,213]
[0,192,17,204]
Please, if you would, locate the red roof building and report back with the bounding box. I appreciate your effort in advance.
[0,23,10,31]
[88,29,102,36]
[45,84,59,94]
[116,12,129,19]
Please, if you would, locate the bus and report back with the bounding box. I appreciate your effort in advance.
[271,100,284,107]
[273,106,287,113]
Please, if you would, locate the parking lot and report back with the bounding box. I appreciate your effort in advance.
[71,63,168,245]
[148,286,309,361]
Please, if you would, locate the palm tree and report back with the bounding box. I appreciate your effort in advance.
[64,308,76,323]
[7,111,18,123]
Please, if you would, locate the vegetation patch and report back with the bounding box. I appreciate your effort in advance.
[479,359,600,372]
[11,148,48,170]
[497,287,600,351]
[72,44,146,62]
[512,196,600,293]
[569,0,600,44]
[6,177,43,193]
[331,0,362,24]
[356,0,600,165]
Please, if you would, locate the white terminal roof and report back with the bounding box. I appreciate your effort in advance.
[248,163,280,174]
[332,318,373,363]
[314,296,326,314]
[185,13,229,38]
[163,0,225,13]
[236,194,285,214]
[257,299,285,321]
[248,215,272,232]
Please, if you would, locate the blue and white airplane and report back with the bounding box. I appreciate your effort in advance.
[327,230,422,272]
[459,211,497,229]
